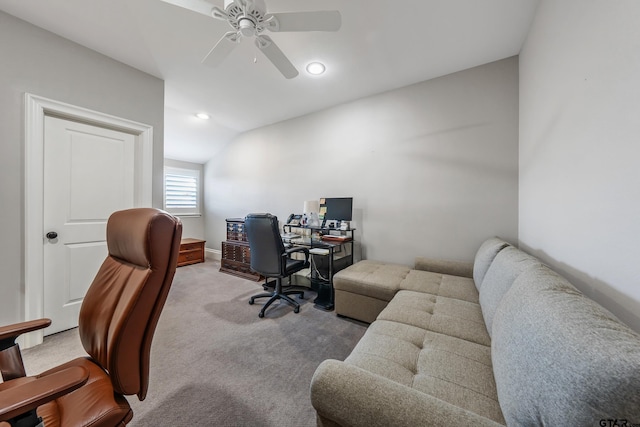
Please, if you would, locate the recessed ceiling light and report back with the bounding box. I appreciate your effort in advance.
[306,62,326,75]
[195,113,210,120]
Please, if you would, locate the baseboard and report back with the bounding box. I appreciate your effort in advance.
[206,248,221,261]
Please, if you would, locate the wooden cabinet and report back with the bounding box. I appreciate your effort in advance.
[178,238,206,267]
[219,218,262,281]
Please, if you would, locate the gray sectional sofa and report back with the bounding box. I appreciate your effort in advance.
[310,237,640,426]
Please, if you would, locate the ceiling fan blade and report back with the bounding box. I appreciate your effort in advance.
[255,35,298,79]
[210,6,228,21]
[158,0,218,18]
[265,11,341,32]
[202,32,240,67]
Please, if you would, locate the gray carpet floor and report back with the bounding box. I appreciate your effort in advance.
[20,260,368,427]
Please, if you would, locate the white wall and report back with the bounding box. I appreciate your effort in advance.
[205,57,519,266]
[164,158,205,240]
[0,11,165,325]
[519,0,640,331]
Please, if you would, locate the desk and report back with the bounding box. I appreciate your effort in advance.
[283,225,355,310]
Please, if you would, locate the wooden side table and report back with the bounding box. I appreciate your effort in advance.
[178,238,206,267]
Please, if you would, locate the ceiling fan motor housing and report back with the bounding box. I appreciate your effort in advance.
[224,0,268,36]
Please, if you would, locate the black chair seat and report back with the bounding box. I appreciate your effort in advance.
[285,258,306,272]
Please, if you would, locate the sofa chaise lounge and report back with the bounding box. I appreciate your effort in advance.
[310,237,640,426]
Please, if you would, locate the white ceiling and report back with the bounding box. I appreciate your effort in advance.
[0,0,539,164]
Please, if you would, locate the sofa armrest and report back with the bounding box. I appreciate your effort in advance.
[414,257,473,278]
[310,360,503,427]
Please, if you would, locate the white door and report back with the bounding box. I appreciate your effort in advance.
[43,116,135,335]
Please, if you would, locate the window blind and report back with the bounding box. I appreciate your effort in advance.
[165,173,198,209]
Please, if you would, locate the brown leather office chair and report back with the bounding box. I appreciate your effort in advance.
[0,208,182,427]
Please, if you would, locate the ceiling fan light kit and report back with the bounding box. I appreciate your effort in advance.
[161,0,341,78]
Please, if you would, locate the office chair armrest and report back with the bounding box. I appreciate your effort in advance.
[0,366,88,422]
[0,319,51,351]
[0,319,52,382]
[284,246,309,263]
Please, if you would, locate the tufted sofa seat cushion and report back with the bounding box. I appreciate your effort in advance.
[344,318,504,424]
[377,289,490,347]
[399,269,479,303]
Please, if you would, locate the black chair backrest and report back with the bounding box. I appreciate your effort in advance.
[245,213,286,277]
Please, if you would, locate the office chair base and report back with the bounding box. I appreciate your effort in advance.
[249,289,304,317]
[262,277,299,291]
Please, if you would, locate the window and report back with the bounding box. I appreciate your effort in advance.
[164,166,201,216]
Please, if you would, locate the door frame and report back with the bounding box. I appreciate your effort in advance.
[23,93,154,348]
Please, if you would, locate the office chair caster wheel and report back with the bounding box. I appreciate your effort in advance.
[294,307,300,314]
[249,298,255,305]
[258,311,264,318]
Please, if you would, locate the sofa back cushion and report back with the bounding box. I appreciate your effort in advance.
[478,246,542,336]
[472,237,510,291]
[492,264,640,426]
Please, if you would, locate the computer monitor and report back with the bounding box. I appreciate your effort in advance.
[322,197,353,221]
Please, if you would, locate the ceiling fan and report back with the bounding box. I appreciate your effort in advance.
[160,0,342,79]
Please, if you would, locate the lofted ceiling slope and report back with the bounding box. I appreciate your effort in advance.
[0,0,539,163]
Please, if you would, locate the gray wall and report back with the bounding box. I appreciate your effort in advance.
[519,0,640,332]
[0,11,165,325]
[205,57,519,266]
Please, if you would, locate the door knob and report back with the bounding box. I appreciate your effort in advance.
[46,231,58,240]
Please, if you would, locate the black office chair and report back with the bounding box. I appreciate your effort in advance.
[245,213,310,318]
